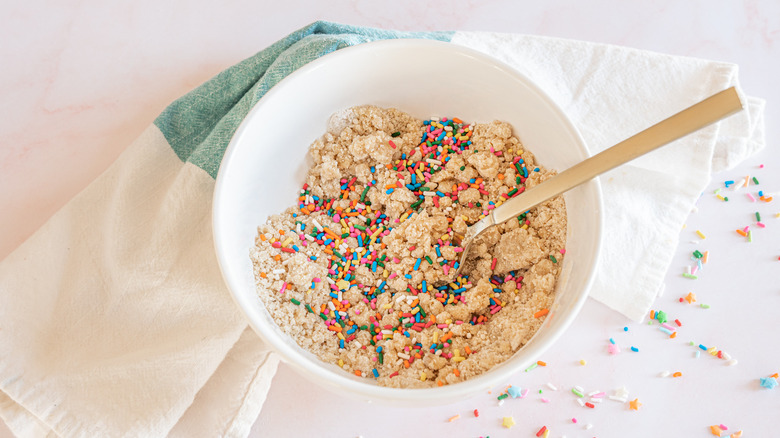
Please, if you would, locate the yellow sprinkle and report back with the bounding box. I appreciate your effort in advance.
[337,333,345,340]
[383,303,392,309]
[580,359,587,365]
[383,269,389,278]
[452,356,465,362]
[281,237,293,247]
[521,224,529,229]
[696,230,706,239]
[338,359,344,367]
[453,349,460,357]
[411,307,420,315]
[716,194,726,201]
[433,332,439,343]
[420,372,427,381]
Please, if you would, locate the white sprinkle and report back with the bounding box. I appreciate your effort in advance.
[426,158,443,165]
[576,398,585,406]
[497,399,504,407]
[722,352,732,360]
[574,385,584,393]
[272,268,285,274]
[312,219,323,231]
[659,371,671,377]
[732,179,744,190]
[608,396,627,402]
[305,234,315,241]
[585,424,593,430]
[727,359,739,366]
[327,302,336,311]
[397,353,410,360]
[587,390,600,396]
[547,383,558,391]
[590,397,602,403]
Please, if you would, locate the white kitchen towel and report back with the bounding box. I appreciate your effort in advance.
[0,21,765,438]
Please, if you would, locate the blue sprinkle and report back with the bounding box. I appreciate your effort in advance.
[659,327,674,335]
[386,189,395,194]
[507,385,522,398]
[339,340,345,349]
[379,281,387,290]
[404,274,412,280]
[370,166,375,173]
[630,346,639,352]
[376,346,383,353]
[421,280,427,293]
[435,190,445,197]
[609,338,616,344]
[371,261,377,272]
[310,255,317,261]
[372,368,379,378]
[292,245,299,251]
[760,377,778,389]
[414,258,422,271]
[534,167,540,172]
[329,292,339,299]
[699,344,708,350]
[624,327,629,332]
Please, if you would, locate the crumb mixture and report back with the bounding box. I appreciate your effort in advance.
[251,106,567,388]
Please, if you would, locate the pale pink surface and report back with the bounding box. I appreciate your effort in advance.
[2,1,779,437]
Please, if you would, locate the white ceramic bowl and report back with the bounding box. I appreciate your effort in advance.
[213,39,602,405]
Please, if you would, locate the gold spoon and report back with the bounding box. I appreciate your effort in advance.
[451,87,744,278]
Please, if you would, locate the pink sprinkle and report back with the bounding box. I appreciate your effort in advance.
[661,322,675,331]
[747,193,757,202]
[354,309,361,315]
[743,226,750,233]
[591,392,606,398]
[443,265,450,275]
[313,278,321,283]
[279,282,287,294]
[370,302,376,310]
[453,247,463,253]
[409,246,416,251]
[572,418,578,423]
[541,397,550,403]
[720,424,729,431]
[388,140,397,149]
[608,344,621,355]
[388,272,398,280]
[757,222,766,228]
[560,248,566,254]
[437,324,448,329]
[520,388,530,399]
[333,214,340,222]
[760,164,765,168]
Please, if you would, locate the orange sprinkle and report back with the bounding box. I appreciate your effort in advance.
[670,331,677,339]
[771,373,779,378]
[497,173,505,180]
[440,332,453,343]
[464,346,472,355]
[328,325,342,332]
[437,380,444,387]
[354,370,362,377]
[278,229,285,235]
[673,372,682,377]
[273,255,281,261]
[454,368,461,377]
[259,234,266,241]
[537,360,547,366]
[307,204,315,211]
[453,117,463,124]
[534,308,549,318]
[736,229,747,237]
[260,272,267,278]
[650,310,656,319]
[404,360,410,369]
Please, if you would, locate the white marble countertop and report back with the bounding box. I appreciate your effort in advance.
[2,2,779,437]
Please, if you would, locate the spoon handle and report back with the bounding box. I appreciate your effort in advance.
[490,86,744,226]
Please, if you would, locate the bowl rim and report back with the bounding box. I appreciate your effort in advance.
[213,38,604,403]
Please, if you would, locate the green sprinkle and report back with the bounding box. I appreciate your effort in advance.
[341,232,350,238]
[391,131,401,137]
[360,186,370,202]
[378,352,384,364]
[425,255,434,265]
[571,388,584,398]
[290,298,301,306]
[682,273,698,279]
[753,176,759,185]
[516,176,521,184]
[748,230,753,242]
[360,325,368,330]
[319,313,328,321]
[507,187,518,197]
[549,255,558,263]
[333,250,344,259]
[756,212,761,222]
[354,223,367,231]
[693,250,703,259]
[700,303,711,309]
[459,166,466,171]
[497,393,509,400]
[525,363,538,372]
[411,199,424,210]
[305,304,313,313]
[724,196,729,201]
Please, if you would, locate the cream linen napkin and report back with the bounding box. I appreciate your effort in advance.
[0,22,765,437]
